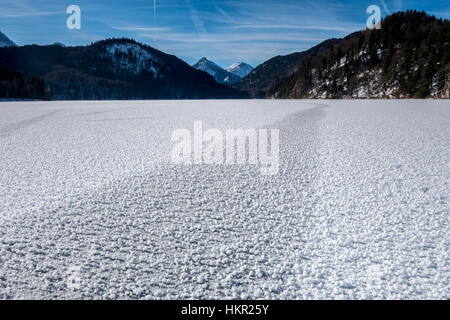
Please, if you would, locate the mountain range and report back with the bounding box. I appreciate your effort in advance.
[233,38,340,97]
[0,38,243,100]
[252,11,449,99]
[0,10,448,100]
[192,58,253,85]
[226,62,254,79]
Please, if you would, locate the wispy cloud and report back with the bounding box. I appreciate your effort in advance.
[0,0,61,18]
[380,0,392,15]
[114,27,170,32]
[221,24,356,32]
[208,1,362,34]
[186,0,206,34]
[140,31,325,44]
[0,11,61,18]
[214,4,238,24]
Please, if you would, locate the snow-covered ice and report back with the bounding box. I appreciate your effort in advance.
[0,100,448,299]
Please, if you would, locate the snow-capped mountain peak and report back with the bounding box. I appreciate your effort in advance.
[193,57,222,77]
[226,62,253,79]
[192,57,241,84]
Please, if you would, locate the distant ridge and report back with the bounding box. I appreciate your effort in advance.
[240,11,449,99]
[193,57,242,84]
[234,38,340,97]
[0,38,244,100]
[0,31,16,47]
[226,62,253,79]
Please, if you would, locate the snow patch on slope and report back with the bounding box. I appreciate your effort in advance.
[226,62,253,79]
[193,58,241,84]
[103,43,160,77]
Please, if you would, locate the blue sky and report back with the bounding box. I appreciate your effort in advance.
[0,0,449,68]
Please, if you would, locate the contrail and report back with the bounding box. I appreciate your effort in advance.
[380,0,391,14]
[153,0,156,43]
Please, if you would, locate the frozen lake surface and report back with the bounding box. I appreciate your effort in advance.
[0,100,448,299]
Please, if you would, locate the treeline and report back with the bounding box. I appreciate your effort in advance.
[0,38,243,100]
[0,68,50,100]
[269,11,450,98]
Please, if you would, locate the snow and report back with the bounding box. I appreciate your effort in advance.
[0,100,448,299]
[226,62,254,79]
[194,58,220,77]
[103,43,159,77]
[193,58,241,84]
